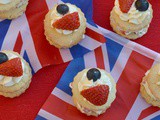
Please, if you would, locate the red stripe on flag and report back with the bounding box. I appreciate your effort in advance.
[94,47,105,69]
[96,51,154,120]
[42,94,97,120]
[138,106,159,120]
[86,28,106,43]
[25,0,63,66]
[13,32,23,54]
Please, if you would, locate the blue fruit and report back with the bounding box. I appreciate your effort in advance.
[87,68,101,82]
[57,4,69,15]
[135,0,149,11]
[0,52,8,64]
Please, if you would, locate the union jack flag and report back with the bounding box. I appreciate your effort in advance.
[37,27,160,120]
[0,0,160,119]
[0,0,105,73]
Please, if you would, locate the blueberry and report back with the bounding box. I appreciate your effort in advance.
[135,0,149,11]
[87,68,101,82]
[0,52,8,64]
[57,4,69,15]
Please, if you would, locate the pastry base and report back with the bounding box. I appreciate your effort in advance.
[0,50,32,98]
[44,4,86,48]
[110,8,153,40]
[0,0,28,19]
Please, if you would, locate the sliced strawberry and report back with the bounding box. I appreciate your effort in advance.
[119,0,134,13]
[0,58,23,77]
[81,85,109,106]
[53,12,80,30]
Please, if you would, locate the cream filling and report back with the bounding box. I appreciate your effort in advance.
[0,52,25,87]
[114,0,151,25]
[0,0,11,4]
[50,3,82,35]
[116,24,149,37]
[76,102,105,116]
[124,25,149,36]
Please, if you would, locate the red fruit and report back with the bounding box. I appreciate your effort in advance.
[0,58,23,77]
[119,0,134,13]
[121,30,126,35]
[81,85,109,106]
[53,12,80,30]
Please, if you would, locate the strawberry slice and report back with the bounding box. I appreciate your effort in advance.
[53,12,80,30]
[119,0,134,13]
[81,85,109,106]
[0,58,23,77]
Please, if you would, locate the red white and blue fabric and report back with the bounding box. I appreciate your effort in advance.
[0,0,105,72]
[37,29,160,120]
[0,0,160,120]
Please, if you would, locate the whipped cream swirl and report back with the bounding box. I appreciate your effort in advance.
[0,52,25,87]
[50,3,81,35]
[78,69,112,92]
[114,0,151,24]
[76,102,105,116]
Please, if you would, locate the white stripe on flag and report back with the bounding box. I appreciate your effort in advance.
[142,110,160,120]
[101,44,110,72]
[46,0,62,9]
[79,35,101,50]
[111,41,134,83]
[1,18,20,50]
[134,44,160,62]
[52,87,74,106]
[59,48,73,62]
[125,94,151,120]
[20,14,42,72]
[84,51,97,68]
[87,23,103,36]
[20,45,25,57]
[38,109,62,120]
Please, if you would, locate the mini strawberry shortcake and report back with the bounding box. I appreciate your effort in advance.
[44,3,86,48]
[110,0,153,40]
[70,68,116,116]
[0,50,32,98]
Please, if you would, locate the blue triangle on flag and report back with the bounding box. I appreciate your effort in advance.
[0,20,11,50]
[35,115,47,120]
[151,115,160,120]
[57,57,85,96]
[23,50,35,75]
[70,44,90,59]
[106,37,123,71]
